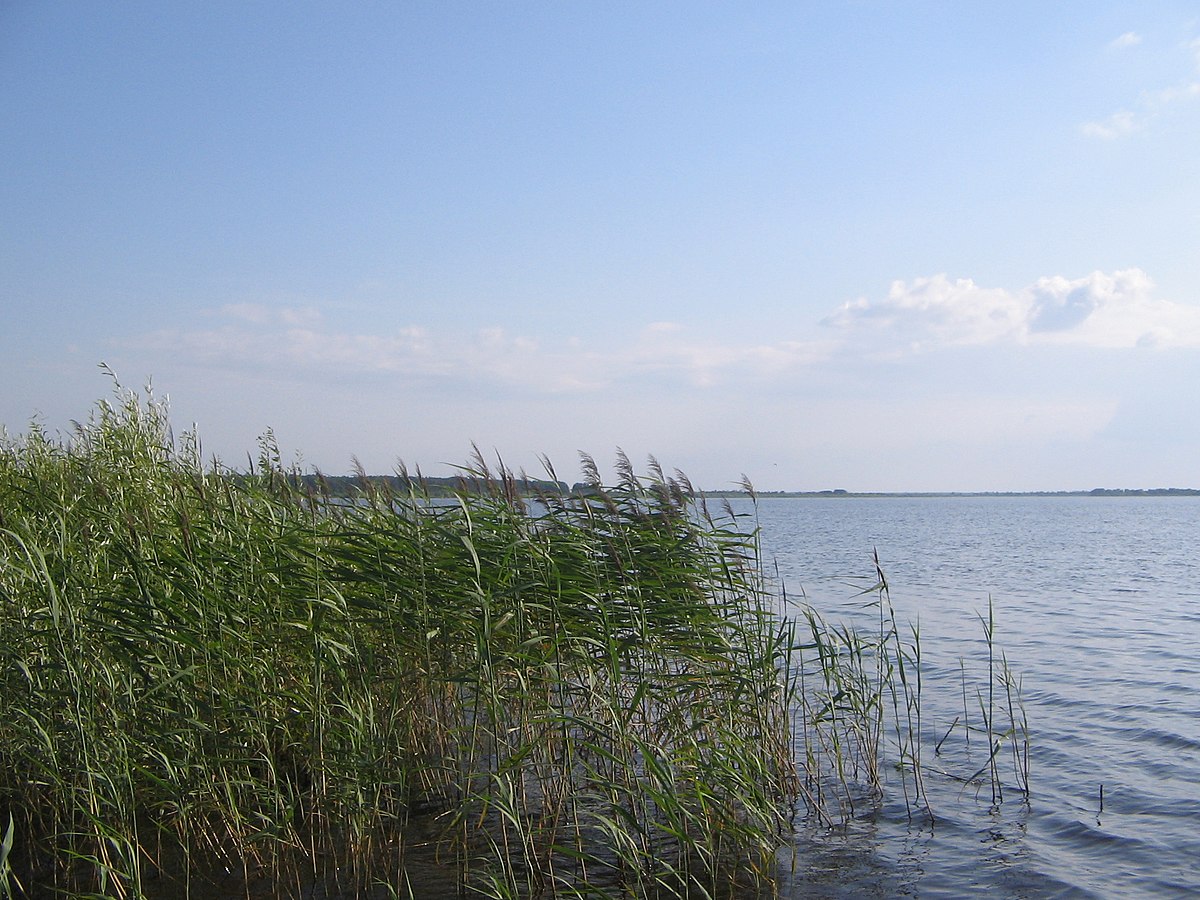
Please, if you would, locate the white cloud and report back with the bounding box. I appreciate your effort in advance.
[1081,109,1139,139]
[1145,79,1200,107]
[216,303,322,327]
[126,306,835,394]
[626,322,833,386]
[1083,31,1200,138]
[823,275,1025,349]
[824,269,1200,351]
[126,268,1200,401]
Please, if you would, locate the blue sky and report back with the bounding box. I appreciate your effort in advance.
[3,2,1199,490]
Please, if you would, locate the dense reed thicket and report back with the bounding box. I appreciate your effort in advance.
[0,384,1027,899]
[0,386,802,899]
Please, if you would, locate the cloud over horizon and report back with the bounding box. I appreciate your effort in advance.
[125,306,836,394]
[119,266,1200,411]
[823,268,1200,351]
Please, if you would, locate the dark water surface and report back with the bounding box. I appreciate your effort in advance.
[742,495,1200,899]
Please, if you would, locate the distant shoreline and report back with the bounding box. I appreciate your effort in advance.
[296,474,1200,500]
[701,488,1200,498]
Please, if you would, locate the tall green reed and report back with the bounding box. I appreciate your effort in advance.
[771,535,1027,828]
[0,384,798,898]
[0,380,1026,899]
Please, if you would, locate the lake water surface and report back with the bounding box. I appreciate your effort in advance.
[738,496,1200,899]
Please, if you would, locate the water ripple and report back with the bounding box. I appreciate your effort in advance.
[748,496,1200,897]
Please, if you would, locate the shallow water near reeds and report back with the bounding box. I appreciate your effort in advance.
[747,495,1200,899]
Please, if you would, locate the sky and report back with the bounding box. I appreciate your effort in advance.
[3,2,1200,491]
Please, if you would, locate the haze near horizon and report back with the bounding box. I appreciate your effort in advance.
[3,3,1199,492]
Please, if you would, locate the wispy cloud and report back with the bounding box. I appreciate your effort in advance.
[216,303,322,328]
[125,266,1200,396]
[1081,109,1139,139]
[824,268,1200,351]
[1109,31,1142,50]
[626,322,833,387]
[126,307,835,393]
[1083,31,1200,138]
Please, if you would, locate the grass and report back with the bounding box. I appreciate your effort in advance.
[0,380,1025,899]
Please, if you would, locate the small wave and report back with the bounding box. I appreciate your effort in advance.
[1115,725,1200,754]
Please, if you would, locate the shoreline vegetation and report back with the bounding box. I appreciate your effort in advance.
[0,382,1029,899]
[289,477,1200,501]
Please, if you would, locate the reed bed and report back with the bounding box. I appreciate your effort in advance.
[0,384,1025,899]
[0,386,800,899]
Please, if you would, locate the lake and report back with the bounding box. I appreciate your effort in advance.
[734,495,1200,899]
